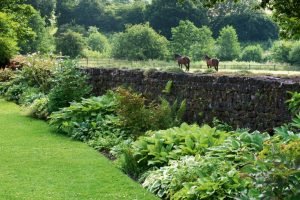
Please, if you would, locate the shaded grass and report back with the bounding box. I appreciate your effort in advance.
[0,99,158,200]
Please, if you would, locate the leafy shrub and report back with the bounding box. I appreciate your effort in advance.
[88,134,123,153]
[154,98,186,130]
[141,127,299,200]
[0,69,15,82]
[49,87,186,152]
[270,40,293,63]
[118,146,143,180]
[212,118,234,132]
[121,123,230,175]
[87,27,110,53]
[18,87,41,105]
[28,96,49,119]
[217,26,241,61]
[19,55,55,93]
[287,91,300,115]
[253,133,300,199]
[56,30,86,58]
[206,130,268,168]
[143,156,251,200]
[240,45,263,62]
[115,87,186,136]
[49,91,121,141]
[170,21,215,60]
[289,41,300,65]
[47,60,91,113]
[3,83,25,103]
[111,23,169,60]
[1,55,55,105]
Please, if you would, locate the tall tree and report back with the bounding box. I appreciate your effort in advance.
[0,12,19,66]
[186,0,300,39]
[217,26,241,60]
[171,20,215,60]
[0,0,37,64]
[25,0,56,23]
[0,0,36,46]
[56,0,81,26]
[87,27,110,53]
[211,12,279,42]
[111,23,169,60]
[207,0,279,42]
[145,0,209,39]
[56,30,86,58]
[20,10,55,54]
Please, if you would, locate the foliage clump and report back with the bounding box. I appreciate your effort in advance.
[240,45,263,62]
[171,20,215,60]
[217,26,241,61]
[47,60,91,112]
[56,30,86,58]
[111,23,169,60]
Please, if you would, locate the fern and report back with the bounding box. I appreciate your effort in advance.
[162,80,172,94]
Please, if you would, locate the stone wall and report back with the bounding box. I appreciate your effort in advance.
[83,68,300,132]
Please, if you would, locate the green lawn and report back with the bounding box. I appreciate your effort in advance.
[0,99,158,200]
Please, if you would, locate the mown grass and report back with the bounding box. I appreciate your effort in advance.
[0,99,158,200]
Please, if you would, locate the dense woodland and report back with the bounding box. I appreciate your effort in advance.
[0,0,300,66]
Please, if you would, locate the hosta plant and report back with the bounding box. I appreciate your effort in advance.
[143,156,252,200]
[126,123,230,173]
[49,91,122,141]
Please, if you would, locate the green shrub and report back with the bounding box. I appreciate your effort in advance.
[143,156,251,200]
[111,23,169,60]
[212,118,234,132]
[49,91,122,141]
[0,69,15,82]
[254,134,300,199]
[240,45,263,62]
[115,87,186,136]
[121,123,230,175]
[18,87,41,106]
[88,134,123,153]
[87,27,110,53]
[289,41,300,66]
[270,40,293,63]
[1,55,55,105]
[3,83,25,103]
[141,127,299,200]
[47,60,91,113]
[118,146,143,180]
[19,55,55,93]
[287,91,300,115]
[217,26,241,61]
[170,21,215,60]
[28,96,49,119]
[56,30,86,58]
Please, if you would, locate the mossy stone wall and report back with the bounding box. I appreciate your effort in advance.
[83,68,300,131]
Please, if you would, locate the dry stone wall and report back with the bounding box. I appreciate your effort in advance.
[83,68,300,132]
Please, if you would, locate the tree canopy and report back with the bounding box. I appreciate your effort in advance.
[146,0,209,39]
[111,23,169,60]
[217,26,241,60]
[188,0,300,39]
